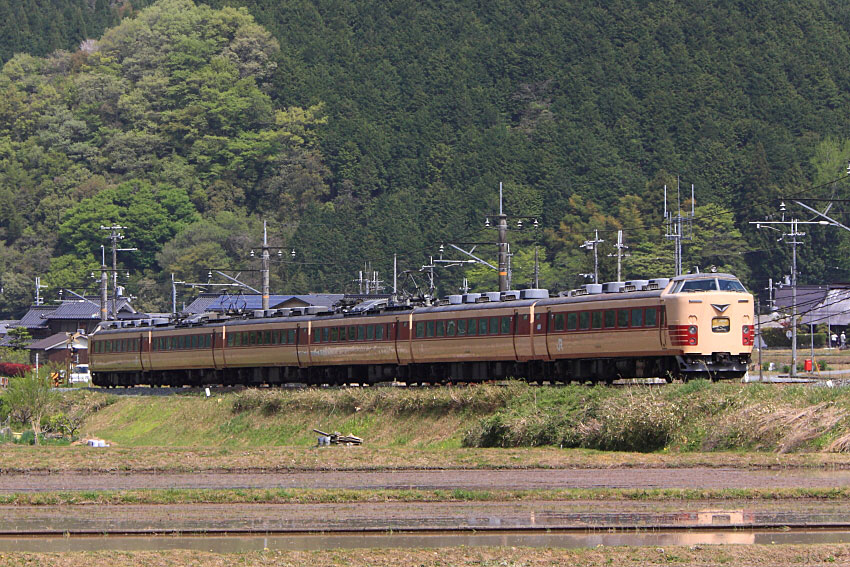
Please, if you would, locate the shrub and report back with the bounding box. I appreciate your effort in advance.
[0,363,33,377]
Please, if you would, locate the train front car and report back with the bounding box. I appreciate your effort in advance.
[662,273,754,380]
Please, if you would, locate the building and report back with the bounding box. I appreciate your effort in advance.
[25,332,88,366]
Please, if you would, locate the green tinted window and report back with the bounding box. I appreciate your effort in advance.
[579,312,590,330]
[592,311,602,329]
[416,322,425,338]
[376,324,384,340]
[618,309,629,327]
[446,320,456,337]
[348,327,356,341]
[631,308,643,327]
[339,327,347,341]
[330,327,339,341]
[288,330,296,344]
[436,320,445,337]
[501,316,511,334]
[467,319,477,336]
[479,318,488,335]
[489,317,499,334]
[367,325,375,340]
[426,321,435,337]
[645,308,657,327]
[357,325,365,340]
[604,310,616,328]
[314,329,321,342]
[567,313,577,330]
[457,319,467,336]
[554,313,565,331]
[322,328,329,342]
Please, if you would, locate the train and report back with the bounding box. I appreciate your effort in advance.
[89,272,755,387]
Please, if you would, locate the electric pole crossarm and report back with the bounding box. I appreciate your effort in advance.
[793,201,849,233]
[215,271,261,294]
[448,244,498,270]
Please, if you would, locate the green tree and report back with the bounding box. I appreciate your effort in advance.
[4,365,58,445]
[7,326,31,349]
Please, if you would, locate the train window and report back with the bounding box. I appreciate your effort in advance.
[465,319,475,336]
[567,313,577,331]
[645,308,657,327]
[416,322,425,338]
[591,311,602,329]
[718,278,746,292]
[288,329,296,344]
[105,341,111,353]
[436,320,445,337]
[177,336,184,349]
[367,325,375,340]
[331,327,339,341]
[478,318,488,335]
[338,327,346,341]
[194,335,201,349]
[314,329,321,342]
[322,327,329,342]
[579,312,590,330]
[171,337,177,350]
[357,325,366,341]
[617,309,629,327]
[501,316,511,334]
[446,319,456,337]
[376,324,385,340]
[457,319,467,336]
[263,330,272,345]
[631,308,643,327]
[348,327,356,341]
[553,313,565,331]
[489,317,499,335]
[426,321,435,337]
[712,317,730,332]
[604,310,616,329]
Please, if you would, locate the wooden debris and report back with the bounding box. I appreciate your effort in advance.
[313,428,363,446]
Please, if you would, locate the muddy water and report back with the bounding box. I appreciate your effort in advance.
[2,530,850,553]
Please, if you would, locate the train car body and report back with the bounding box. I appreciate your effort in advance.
[90,273,754,387]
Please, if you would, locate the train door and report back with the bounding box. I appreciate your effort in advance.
[514,308,531,361]
[395,315,412,365]
[659,306,668,349]
[295,324,310,368]
[534,308,551,360]
[213,327,226,370]
[390,320,401,364]
[142,330,152,371]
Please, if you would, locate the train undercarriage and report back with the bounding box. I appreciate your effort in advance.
[92,353,751,388]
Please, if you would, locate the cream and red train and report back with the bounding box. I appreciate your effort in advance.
[89,273,755,387]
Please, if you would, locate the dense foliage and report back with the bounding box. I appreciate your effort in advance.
[1,0,850,314]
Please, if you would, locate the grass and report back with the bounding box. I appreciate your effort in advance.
[3,486,850,506]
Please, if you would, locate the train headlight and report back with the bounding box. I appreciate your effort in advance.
[688,325,698,335]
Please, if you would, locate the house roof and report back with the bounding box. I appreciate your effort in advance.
[774,285,829,313]
[49,298,136,320]
[800,288,850,327]
[26,332,74,351]
[184,293,345,313]
[17,305,56,329]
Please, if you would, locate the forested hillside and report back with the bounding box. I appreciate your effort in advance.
[1,0,850,315]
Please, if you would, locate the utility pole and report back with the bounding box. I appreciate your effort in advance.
[756,297,763,382]
[751,202,830,377]
[100,224,136,320]
[664,181,695,276]
[580,230,604,283]
[608,229,630,281]
[497,182,508,292]
[34,277,46,306]
[261,221,270,310]
[100,247,108,322]
[533,247,540,289]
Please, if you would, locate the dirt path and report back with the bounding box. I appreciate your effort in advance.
[5,467,850,492]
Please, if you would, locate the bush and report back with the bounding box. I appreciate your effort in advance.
[0,363,33,377]
[760,328,828,348]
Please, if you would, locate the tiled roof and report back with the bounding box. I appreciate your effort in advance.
[183,293,223,314]
[26,332,72,351]
[17,305,56,329]
[49,298,136,320]
[184,293,345,313]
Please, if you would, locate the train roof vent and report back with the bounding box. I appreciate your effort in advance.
[252,309,265,318]
[289,307,305,316]
[648,278,670,290]
[152,318,170,326]
[485,292,501,302]
[277,308,291,317]
[602,282,625,293]
[583,283,603,295]
[521,289,549,299]
[626,279,649,291]
[306,306,325,315]
[463,293,481,303]
[448,295,463,305]
[502,290,521,301]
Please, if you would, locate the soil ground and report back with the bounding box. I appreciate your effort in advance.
[5,467,850,492]
[1,544,849,566]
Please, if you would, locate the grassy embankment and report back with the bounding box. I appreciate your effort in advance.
[5,380,850,474]
[79,380,850,453]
